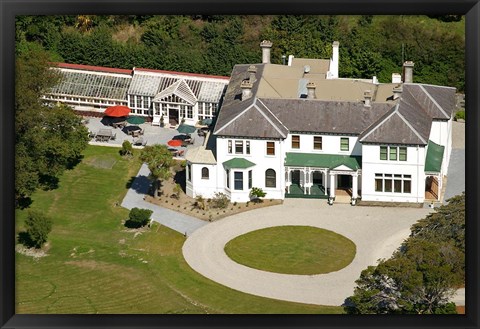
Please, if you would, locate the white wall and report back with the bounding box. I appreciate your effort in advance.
[361,144,426,202]
[216,137,285,202]
[284,134,361,156]
[186,163,218,199]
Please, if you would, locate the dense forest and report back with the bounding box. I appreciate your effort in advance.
[15,15,465,91]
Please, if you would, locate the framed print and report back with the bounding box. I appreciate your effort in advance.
[1,0,478,328]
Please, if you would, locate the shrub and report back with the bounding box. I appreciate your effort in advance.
[211,192,229,209]
[195,195,207,210]
[22,210,52,248]
[120,140,133,157]
[455,110,465,121]
[125,207,153,228]
[172,183,182,199]
[250,187,266,203]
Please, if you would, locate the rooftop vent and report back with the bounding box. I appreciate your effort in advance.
[247,65,257,83]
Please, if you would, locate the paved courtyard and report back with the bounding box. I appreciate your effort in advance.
[83,117,205,151]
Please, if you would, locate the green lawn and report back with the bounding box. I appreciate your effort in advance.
[15,145,343,314]
[225,226,356,275]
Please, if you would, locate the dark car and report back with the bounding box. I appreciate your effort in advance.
[172,134,191,141]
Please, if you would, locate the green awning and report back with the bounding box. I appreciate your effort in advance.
[425,140,444,173]
[285,153,362,170]
[223,158,256,170]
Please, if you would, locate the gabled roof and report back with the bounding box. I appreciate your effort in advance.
[153,79,197,105]
[285,153,362,170]
[215,98,288,138]
[402,84,455,120]
[359,102,431,145]
[425,140,444,173]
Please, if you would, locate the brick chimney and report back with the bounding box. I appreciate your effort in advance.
[260,40,273,64]
[364,90,372,107]
[306,82,316,99]
[402,61,414,83]
[241,80,253,101]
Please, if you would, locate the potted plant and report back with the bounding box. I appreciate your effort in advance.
[160,115,165,127]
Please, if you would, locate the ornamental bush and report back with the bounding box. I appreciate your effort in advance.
[249,187,266,203]
[125,207,153,228]
[211,192,229,209]
[24,210,53,248]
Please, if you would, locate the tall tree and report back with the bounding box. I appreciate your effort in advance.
[15,47,89,207]
[139,144,174,197]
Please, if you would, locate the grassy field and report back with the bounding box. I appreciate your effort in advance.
[224,226,356,275]
[15,145,344,314]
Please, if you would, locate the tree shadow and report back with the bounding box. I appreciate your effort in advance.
[39,175,59,190]
[17,231,35,248]
[16,196,33,209]
[66,155,84,170]
[124,220,142,229]
[125,175,151,195]
[174,169,186,193]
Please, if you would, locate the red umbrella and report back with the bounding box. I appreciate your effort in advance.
[104,105,131,117]
[167,140,182,147]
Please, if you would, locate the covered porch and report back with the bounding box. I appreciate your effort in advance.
[284,153,362,205]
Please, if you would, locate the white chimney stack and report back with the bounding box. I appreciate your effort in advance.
[306,82,316,99]
[241,80,253,101]
[327,41,339,79]
[287,55,294,66]
[402,61,414,83]
[392,73,402,84]
[364,90,372,107]
[260,40,273,64]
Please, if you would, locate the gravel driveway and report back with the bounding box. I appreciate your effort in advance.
[183,199,431,306]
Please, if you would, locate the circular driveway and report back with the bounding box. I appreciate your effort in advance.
[182,199,432,306]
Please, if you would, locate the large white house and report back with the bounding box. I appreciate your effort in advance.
[185,41,456,205]
[43,63,229,127]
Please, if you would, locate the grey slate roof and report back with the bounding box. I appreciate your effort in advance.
[260,98,390,135]
[213,63,455,145]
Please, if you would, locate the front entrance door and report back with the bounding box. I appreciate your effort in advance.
[291,170,301,185]
[337,175,352,189]
[312,171,323,185]
[169,105,179,126]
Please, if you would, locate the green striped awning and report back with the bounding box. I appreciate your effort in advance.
[223,158,256,170]
[285,153,362,170]
[425,140,444,173]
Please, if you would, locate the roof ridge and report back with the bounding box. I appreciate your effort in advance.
[359,104,399,142]
[396,110,427,144]
[255,99,288,138]
[419,85,449,119]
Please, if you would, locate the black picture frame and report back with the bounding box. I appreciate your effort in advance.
[1,1,479,328]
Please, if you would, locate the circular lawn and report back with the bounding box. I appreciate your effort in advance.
[224,226,356,275]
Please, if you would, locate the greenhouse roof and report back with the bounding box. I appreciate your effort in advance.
[129,70,227,103]
[49,68,131,101]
